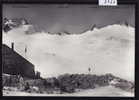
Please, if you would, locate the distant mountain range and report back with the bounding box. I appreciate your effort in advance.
[2,17,131,35]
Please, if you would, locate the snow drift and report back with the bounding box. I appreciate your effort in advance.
[3,85,134,97]
[2,24,135,82]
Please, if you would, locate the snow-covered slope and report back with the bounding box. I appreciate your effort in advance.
[3,86,134,96]
[2,24,135,81]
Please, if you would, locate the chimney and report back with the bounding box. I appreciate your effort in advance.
[11,42,14,50]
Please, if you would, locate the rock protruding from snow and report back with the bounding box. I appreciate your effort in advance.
[90,24,96,31]
[2,17,36,33]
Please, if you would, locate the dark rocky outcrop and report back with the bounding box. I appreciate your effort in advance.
[3,17,29,32]
[55,73,134,93]
[2,73,134,94]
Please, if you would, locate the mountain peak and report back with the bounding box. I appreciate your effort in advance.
[3,17,30,33]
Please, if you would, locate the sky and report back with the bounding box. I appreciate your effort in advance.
[3,4,135,33]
